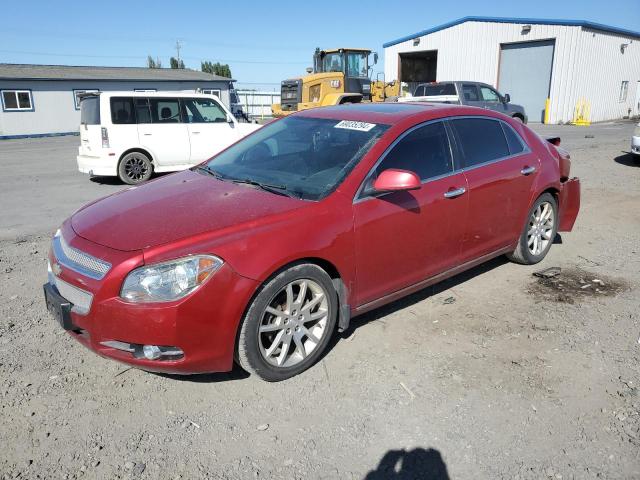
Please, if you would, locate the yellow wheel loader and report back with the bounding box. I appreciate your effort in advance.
[272,48,400,117]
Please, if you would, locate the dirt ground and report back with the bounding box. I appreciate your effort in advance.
[1,122,639,479]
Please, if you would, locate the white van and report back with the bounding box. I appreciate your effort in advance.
[77,91,261,184]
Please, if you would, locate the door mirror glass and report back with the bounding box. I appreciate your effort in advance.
[373,169,421,193]
[503,93,511,103]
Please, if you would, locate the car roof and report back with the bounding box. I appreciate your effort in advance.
[96,91,220,98]
[295,102,489,126]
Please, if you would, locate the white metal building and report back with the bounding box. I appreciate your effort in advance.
[0,64,232,138]
[383,17,640,123]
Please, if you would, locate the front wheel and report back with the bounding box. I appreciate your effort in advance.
[236,264,338,381]
[507,193,558,265]
[118,152,153,185]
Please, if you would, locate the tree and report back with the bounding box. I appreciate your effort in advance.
[147,55,162,69]
[201,61,232,78]
[170,57,185,69]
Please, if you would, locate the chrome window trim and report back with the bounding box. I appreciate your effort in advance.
[353,119,456,204]
[52,231,111,280]
[353,115,532,205]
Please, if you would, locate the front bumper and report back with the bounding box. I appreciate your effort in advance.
[631,135,640,155]
[45,222,259,374]
[77,149,118,177]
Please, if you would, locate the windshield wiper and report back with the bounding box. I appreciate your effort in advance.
[195,165,225,180]
[230,178,295,198]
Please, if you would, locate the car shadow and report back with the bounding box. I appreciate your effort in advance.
[364,447,450,479]
[89,172,172,186]
[152,364,250,383]
[613,152,639,167]
[336,255,508,340]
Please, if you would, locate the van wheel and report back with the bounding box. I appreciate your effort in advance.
[118,152,153,185]
[236,264,338,382]
[507,193,558,265]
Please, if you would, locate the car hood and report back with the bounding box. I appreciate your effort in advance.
[71,170,305,251]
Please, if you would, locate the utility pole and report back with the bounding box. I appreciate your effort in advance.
[175,40,183,64]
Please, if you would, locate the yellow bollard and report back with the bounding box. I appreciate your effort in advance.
[544,98,550,124]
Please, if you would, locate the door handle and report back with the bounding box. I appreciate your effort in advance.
[143,133,152,136]
[444,187,466,199]
[521,166,536,175]
[192,131,200,134]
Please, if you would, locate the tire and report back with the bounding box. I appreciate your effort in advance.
[513,115,525,123]
[507,193,558,265]
[236,263,338,382]
[118,152,153,185]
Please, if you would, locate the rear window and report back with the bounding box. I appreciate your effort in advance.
[502,123,526,155]
[451,118,510,167]
[80,96,100,125]
[423,83,456,96]
[110,97,136,124]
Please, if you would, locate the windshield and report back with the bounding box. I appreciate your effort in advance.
[322,53,343,73]
[346,52,368,77]
[204,116,389,200]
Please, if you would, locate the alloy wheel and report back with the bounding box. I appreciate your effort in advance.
[527,201,554,256]
[258,279,329,368]
[124,156,149,182]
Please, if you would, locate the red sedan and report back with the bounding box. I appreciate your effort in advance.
[44,103,580,381]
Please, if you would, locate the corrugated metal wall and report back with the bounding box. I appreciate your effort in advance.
[0,80,230,137]
[384,21,640,123]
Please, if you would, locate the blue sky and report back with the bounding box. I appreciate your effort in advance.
[1,0,638,91]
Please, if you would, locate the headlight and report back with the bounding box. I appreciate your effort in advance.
[121,255,223,303]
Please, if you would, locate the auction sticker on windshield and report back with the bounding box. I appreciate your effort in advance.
[334,120,376,132]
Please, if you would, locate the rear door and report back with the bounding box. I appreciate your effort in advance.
[181,97,241,163]
[353,121,468,306]
[136,97,190,167]
[449,117,538,261]
[78,95,102,157]
[459,83,483,108]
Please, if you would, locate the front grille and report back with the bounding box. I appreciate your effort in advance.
[48,263,93,315]
[53,230,111,280]
[280,79,302,111]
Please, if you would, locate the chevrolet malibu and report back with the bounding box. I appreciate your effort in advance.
[44,103,580,381]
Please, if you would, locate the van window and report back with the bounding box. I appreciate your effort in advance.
[149,98,181,123]
[110,97,136,124]
[451,118,510,167]
[80,96,100,125]
[134,98,151,124]
[376,121,453,180]
[182,98,227,123]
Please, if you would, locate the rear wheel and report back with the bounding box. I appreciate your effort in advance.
[236,264,338,381]
[507,193,558,265]
[118,152,153,185]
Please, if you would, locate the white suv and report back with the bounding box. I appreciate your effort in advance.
[632,122,640,156]
[77,91,261,184]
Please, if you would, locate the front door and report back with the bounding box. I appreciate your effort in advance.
[478,85,510,115]
[353,121,469,306]
[181,97,241,164]
[136,97,190,167]
[449,117,539,262]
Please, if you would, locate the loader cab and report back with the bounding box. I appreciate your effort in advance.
[314,48,376,100]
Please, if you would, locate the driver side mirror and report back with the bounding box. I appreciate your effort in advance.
[373,52,379,65]
[503,93,510,103]
[372,169,421,193]
[226,113,235,124]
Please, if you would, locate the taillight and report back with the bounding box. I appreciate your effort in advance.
[101,127,109,148]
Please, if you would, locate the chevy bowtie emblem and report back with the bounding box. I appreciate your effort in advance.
[52,262,62,276]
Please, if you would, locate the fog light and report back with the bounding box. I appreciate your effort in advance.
[143,345,162,360]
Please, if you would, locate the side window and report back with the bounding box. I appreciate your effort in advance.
[451,118,510,167]
[110,97,135,124]
[501,122,526,155]
[182,98,227,123]
[479,86,500,102]
[461,84,479,101]
[149,98,181,123]
[135,98,151,124]
[376,121,453,181]
[413,86,425,97]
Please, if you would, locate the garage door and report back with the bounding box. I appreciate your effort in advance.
[498,40,555,123]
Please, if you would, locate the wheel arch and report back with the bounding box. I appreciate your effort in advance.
[512,113,525,123]
[118,147,155,168]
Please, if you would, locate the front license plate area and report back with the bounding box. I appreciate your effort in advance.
[43,283,75,331]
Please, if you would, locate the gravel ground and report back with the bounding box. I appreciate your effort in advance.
[1,122,639,479]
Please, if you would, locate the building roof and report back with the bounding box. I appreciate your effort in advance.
[0,64,233,82]
[383,16,640,48]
